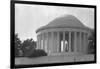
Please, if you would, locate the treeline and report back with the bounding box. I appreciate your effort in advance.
[88,30,95,54]
[15,33,47,58]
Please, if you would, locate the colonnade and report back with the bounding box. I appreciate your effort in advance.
[37,31,88,54]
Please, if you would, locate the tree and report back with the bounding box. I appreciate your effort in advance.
[22,38,36,56]
[88,30,95,54]
[15,33,22,57]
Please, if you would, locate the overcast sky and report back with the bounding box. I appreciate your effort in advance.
[15,4,94,41]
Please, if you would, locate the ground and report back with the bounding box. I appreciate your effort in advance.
[15,54,94,65]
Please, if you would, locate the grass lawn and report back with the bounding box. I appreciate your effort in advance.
[15,54,94,65]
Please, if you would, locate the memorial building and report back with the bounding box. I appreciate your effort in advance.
[36,15,91,55]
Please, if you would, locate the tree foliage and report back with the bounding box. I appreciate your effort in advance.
[15,33,47,57]
[88,30,95,54]
[28,49,47,58]
[22,39,36,56]
[15,33,22,57]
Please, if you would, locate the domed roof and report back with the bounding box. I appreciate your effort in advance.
[36,15,90,33]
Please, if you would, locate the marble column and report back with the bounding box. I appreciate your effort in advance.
[42,33,44,50]
[44,33,47,52]
[39,34,41,49]
[63,32,65,52]
[83,33,85,53]
[57,32,60,53]
[74,32,77,52]
[44,33,45,51]
[85,33,88,54]
[81,33,83,53]
[79,32,82,53]
[51,32,54,53]
[83,33,87,54]
[46,32,49,53]
[68,32,71,52]
[36,35,39,49]
[48,32,51,54]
